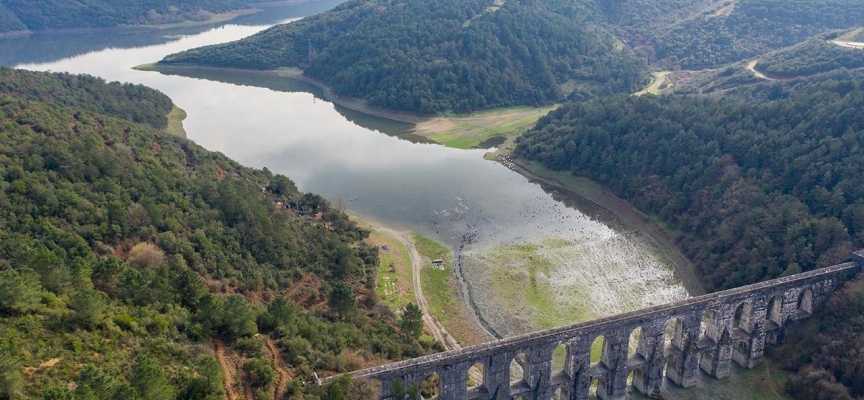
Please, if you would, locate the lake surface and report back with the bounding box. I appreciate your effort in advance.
[5,1,689,338]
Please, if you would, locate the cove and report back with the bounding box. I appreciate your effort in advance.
[4,1,689,339]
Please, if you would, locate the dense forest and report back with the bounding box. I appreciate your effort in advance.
[0,0,260,34]
[756,36,864,78]
[652,0,864,69]
[771,273,864,400]
[0,68,174,130]
[514,79,864,398]
[672,59,864,105]
[160,0,647,114]
[515,82,864,292]
[0,68,436,399]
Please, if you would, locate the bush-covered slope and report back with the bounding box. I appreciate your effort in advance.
[0,0,258,34]
[160,0,647,114]
[0,70,433,399]
[651,0,864,69]
[771,273,864,400]
[515,84,864,292]
[756,36,864,78]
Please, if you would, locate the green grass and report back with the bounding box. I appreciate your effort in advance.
[412,234,485,345]
[165,106,187,138]
[652,359,790,400]
[475,240,594,330]
[134,9,259,30]
[413,234,453,322]
[132,63,159,71]
[371,231,414,313]
[416,105,558,149]
[635,71,672,96]
[504,158,705,296]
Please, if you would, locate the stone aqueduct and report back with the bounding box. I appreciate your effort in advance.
[334,250,864,400]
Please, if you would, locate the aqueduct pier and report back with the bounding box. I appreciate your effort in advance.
[336,250,864,399]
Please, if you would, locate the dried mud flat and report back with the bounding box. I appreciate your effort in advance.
[461,232,689,338]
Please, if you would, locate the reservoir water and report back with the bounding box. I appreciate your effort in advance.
[4,1,689,339]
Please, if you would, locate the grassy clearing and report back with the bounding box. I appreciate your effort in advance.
[367,230,414,313]
[413,234,485,345]
[635,71,672,96]
[134,9,260,30]
[165,106,188,138]
[413,105,558,149]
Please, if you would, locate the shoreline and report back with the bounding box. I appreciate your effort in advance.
[139,64,428,123]
[497,154,707,296]
[0,7,264,38]
[139,64,558,128]
[350,214,488,348]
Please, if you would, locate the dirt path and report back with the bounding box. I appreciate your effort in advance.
[377,227,485,384]
[746,60,777,81]
[378,228,461,351]
[213,339,238,400]
[266,339,292,400]
[832,40,864,49]
[635,71,671,96]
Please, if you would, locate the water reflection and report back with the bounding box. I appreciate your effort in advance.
[151,66,419,140]
[7,2,689,338]
[0,0,345,67]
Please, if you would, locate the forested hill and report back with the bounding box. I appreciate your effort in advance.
[0,68,173,130]
[514,82,864,293]
[0,0,258,35]
[159,0,647,114]
[0,69,434,398]
[584,0,864,70]
[756,36,864,78]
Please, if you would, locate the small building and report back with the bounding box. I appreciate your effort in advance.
[431,259,444,267]
[381,245,390,251]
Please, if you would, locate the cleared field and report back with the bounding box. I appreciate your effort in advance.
[413,106,558,149]
[635,71,672,96]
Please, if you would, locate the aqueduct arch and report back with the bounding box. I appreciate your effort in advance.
[330,250,863,400]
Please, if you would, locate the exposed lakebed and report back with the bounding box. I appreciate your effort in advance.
[6,1,688,339]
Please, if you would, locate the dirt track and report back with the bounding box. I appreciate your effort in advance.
[266,338,292,399]
[213,339,238,400]
[376,227,487,385]
[378,228,461,351]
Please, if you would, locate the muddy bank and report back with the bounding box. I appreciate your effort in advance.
[495,154,706,296]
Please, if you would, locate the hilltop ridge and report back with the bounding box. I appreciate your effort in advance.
[159,0,648,114]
